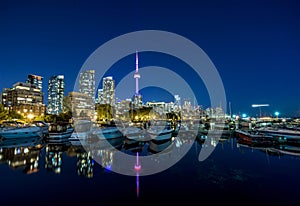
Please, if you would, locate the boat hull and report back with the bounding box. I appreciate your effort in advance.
[48,129,74,140]
[148,131,172,141]
[148,139,173,154]
[0,127,43,139]
[259,130,300,143]
[0,137,42,148]
[91,127,123,140]
[122,127,146,140]
[235,129,276,145]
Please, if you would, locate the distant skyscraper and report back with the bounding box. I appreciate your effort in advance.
[47,75,64,115]
[174,94,181,111]
[102,76,115,106]
[97,89,104,104]
[67,92,94,118]
[79,70,95,103]
[27,74,43,91]
[132,51,142,108]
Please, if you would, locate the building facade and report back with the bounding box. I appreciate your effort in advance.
[68,92,94,119]
[79,70,95,103]
[27,74,43,91]
[47,75,64,115]
[102,76,115,106]
[97,89,104,104]
[1,82,45,117]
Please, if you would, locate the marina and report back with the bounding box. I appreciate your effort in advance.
[0,0,299,205]
[1,129,300,204]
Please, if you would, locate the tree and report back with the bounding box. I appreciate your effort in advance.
[8,110,24,120]
[97,104,114,121]
[128,106,152,122]
[44,114,57,123]
[58,111,73,122]
[0,104,8,120]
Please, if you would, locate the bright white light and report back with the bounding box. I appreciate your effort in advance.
[27,114,34,120]
[251,104,269,107]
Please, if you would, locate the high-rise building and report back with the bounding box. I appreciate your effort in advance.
[1,82,45,117]
[47,75,64,115]
[67,92,94,118]
[97,89,104,104]
[174,94,181,111]
[79,70,95,103]
[27,74,43,91]
[102,76,115,105]
[132,51,142,108]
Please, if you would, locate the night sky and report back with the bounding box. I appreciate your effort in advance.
[0,0,299,117]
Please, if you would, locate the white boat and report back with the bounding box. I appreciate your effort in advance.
[47,122,74,140]
[0,121,43,139]
[122,126,146,140]
[72,119,93,140]
[32,120,49,136]
[147,121,173,141]
[91,126,123,140]
[256,127,300,142]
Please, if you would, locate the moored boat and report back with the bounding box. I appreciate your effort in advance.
[47,122,74,141]
[122,126,146,140]
[0,121,43,139]
[90,126,123,140]
[235,129,277,145]
[32,120,49,136]
[256,127,300,143]
[72,119,93,140]
[146,120,173,141]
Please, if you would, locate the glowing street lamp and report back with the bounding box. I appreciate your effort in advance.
[27,114,34,121]
[274,111,280,119]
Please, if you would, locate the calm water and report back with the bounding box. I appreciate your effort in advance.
[1,133,300,205]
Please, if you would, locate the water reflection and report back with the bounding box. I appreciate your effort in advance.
[1,133,300,177]
[77,152,94,178]
[45,142,69,174]
[1,131,300,205]
[0,137,44,174]
[237,139,300,157]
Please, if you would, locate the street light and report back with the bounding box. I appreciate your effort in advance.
[274,111,280,120]
[27,114,34,122]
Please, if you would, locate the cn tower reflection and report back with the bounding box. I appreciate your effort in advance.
[134,152,141,197]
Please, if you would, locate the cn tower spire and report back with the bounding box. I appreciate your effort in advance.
[136,50,139,73]
[134,51,140,95]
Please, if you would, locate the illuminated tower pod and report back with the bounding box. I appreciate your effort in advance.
[134,51,140,95]
[132,51,142,107]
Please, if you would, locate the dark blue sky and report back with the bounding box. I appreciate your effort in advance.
[0,0,299,117]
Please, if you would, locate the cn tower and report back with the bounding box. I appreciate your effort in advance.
[134,51,140,95]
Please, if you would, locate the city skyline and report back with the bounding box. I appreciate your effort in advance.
[0,1,299,117]
[1,2,300,205]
